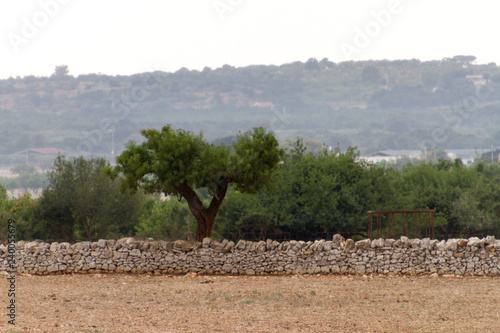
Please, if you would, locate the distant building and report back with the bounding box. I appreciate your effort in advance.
[465,75,487,87]
[15,147,67,164]
[480,148,500,163]
[444,149,483,166]
[27,148,67,154]
[361,149,486,165]
[361,150,422,163]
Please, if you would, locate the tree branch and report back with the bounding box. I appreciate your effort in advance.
[174,182,206,215]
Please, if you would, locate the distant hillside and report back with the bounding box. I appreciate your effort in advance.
[1,56,500,165]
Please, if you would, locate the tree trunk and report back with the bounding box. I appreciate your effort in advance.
[175,179,230,242]
[193,210,214,242]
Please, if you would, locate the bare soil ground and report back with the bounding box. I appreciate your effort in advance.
[1,273,499,333]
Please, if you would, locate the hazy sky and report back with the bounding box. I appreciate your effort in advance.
[1,0,499,79]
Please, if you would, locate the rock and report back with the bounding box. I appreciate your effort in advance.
[420,238,430,250]
[484,236,496,245]
[392,252,402,259]
[310,240,323,251]
[223,241,235,253]
[248,241,259,252]
[384,239,395,247]
[256,241,267,253]
[429,239,439,249]
[292,241,305,251]
[235,240,247,250]
[59,242,71,251]
[410,239,421,248]
[434,240,446,251]
[344,239,355,253]
[356,265,366,274]
[371,238,385,248]
[50,242,59,252]
[210,240,224,252]
[202,238,212,248]
[97,239,107,248]
[114,238,128,249]
[174,240,195,252]
[280,241,291,251]
[446,239,458,251]
[355,239,371,249]
[129,249,141,257]
[24,242,39,253]
[75,242,90,251]
[331,234,345,248]
[467,237,482,247]
[47,264,59,272]
[486,245,495,252]
[323,241,333,251]
[458,239,468,248]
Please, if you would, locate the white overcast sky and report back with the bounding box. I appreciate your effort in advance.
[1,0,499,79]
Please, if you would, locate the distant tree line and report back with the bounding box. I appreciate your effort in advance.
[2,57,500,158]
[2,141,500,243]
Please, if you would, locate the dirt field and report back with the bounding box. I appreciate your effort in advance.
[1,273,499,333]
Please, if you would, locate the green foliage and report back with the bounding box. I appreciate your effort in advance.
[135,198,193,240]
[36,156,145,241]
[52,65,69,78]
[0,183,7,201]
[214,143,500,240]
[109,125,283,240]
[262,142,390,239]
[361,65,381,83]
[215,188,273,240]
[11,163,37,175]
[230,127,284,193]
[110,125,230,196]
[0,172,48,191]
[2,144,499,242]
[377,160,500,238]
[110,125,283,197]
[0,192,38,242]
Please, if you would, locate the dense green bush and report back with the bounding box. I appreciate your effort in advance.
[34,156,145,241]
[135,198,193,241]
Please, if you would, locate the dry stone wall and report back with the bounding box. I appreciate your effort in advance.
[1,235,500,276]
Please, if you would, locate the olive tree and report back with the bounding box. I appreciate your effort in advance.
[107,125,283,241]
